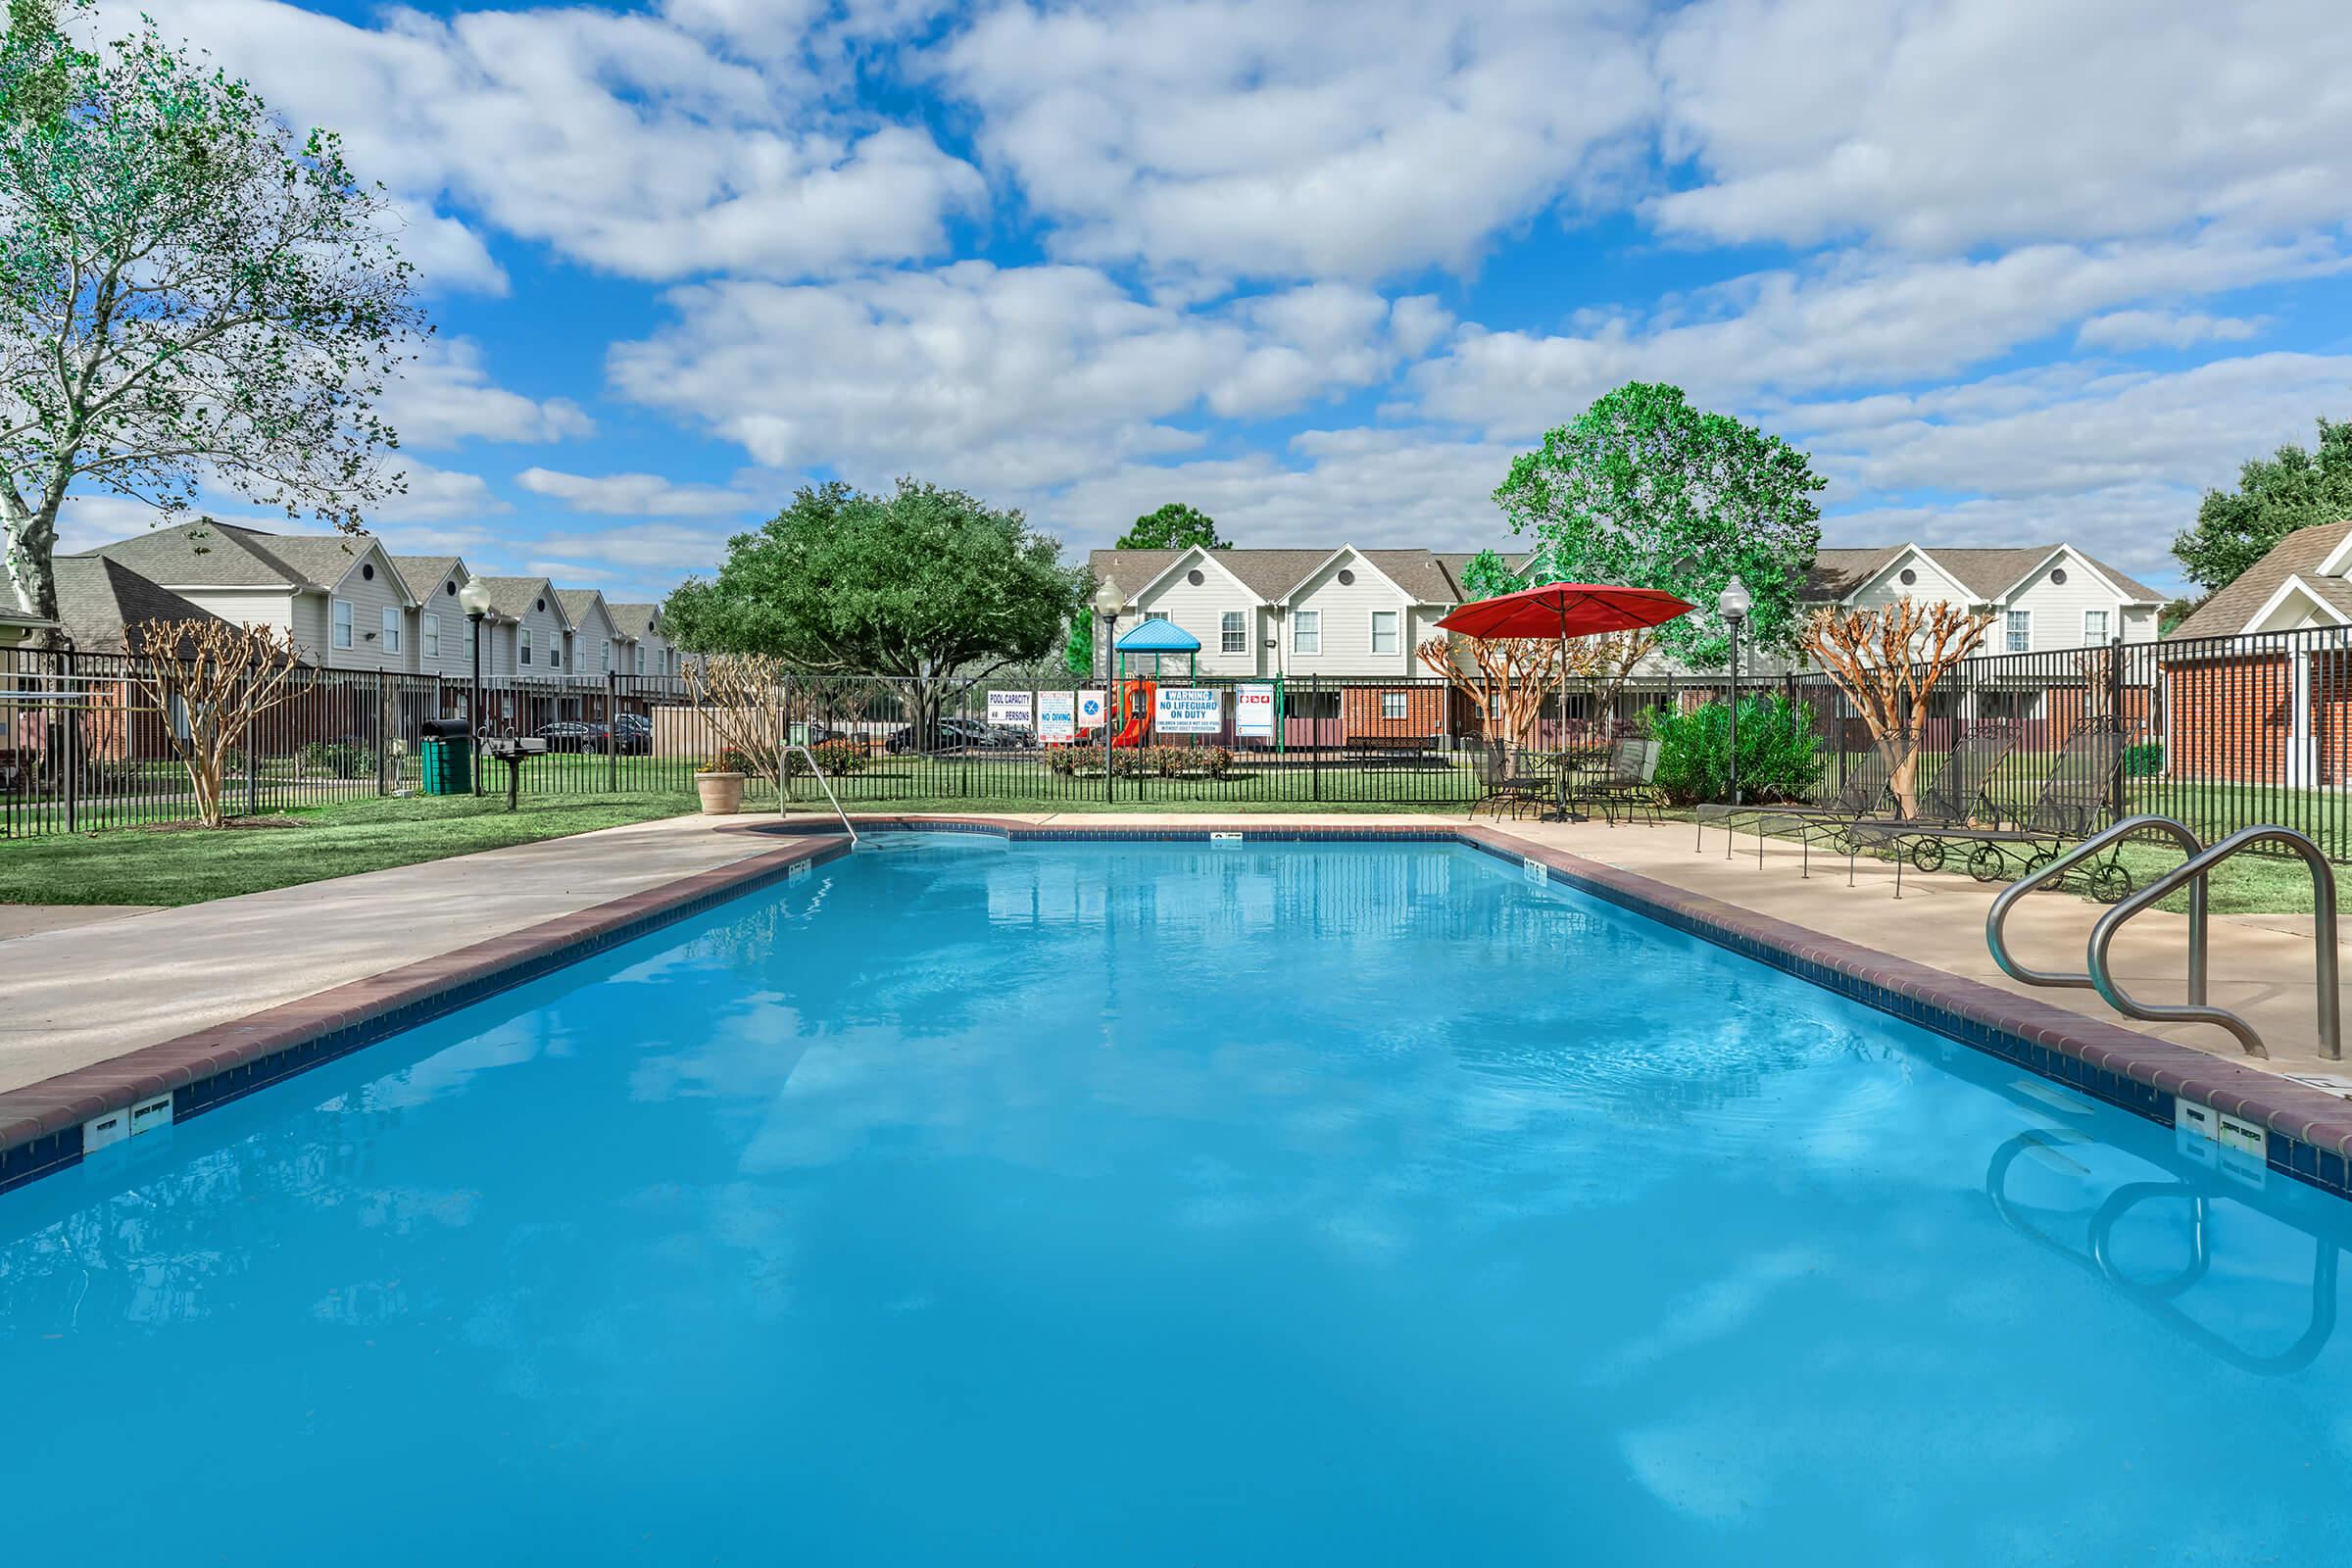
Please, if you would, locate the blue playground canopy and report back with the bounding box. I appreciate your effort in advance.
[1114,619,1201,654]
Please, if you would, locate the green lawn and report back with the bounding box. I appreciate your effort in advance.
[4,788,700,907]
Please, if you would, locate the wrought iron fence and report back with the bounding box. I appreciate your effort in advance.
[4,627,2349,860]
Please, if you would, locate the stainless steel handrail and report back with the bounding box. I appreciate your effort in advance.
[786,744,858,846]
[2088,825,2340,1060]
[1986,814,2207,1003]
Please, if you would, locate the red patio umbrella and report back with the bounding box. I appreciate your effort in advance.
[1437,580,1695,815]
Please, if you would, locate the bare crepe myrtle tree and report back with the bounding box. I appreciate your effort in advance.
[125,617,303,827]
[1804,599,1994,815]
[1416,633,1564,754]
[682,652,788,793]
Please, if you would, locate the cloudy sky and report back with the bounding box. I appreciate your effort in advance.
[68,0,2352,599]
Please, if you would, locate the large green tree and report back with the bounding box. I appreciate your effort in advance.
[1117,502,1227,551]
[1493,382,1825,670]
[2172,416,2352,594]
[0,0,422,632]
[663,478,1082,726]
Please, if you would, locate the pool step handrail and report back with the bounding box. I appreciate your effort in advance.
[785,743,858,846]
[2087,825,2339,1061]
[1986,814,2209,1003]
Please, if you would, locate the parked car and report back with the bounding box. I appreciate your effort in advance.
[533,719,650,756]
[885,717,1000,754]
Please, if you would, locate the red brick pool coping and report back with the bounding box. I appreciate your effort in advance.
[0,834,853,1193]
[6,814,2350,1200]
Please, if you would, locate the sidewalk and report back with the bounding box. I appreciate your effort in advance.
[0,814,806,1097]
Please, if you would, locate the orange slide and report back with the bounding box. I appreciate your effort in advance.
[1109,678,1153,746]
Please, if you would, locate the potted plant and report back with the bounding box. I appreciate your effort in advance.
[696,747,750,814]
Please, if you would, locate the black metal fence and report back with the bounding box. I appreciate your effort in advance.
[6,626,2349,858]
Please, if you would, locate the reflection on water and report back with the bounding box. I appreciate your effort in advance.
[4,836,2352,1564]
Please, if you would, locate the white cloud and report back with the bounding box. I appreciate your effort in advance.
[529,522,742,582]
[2074,310,2264,353]
[373,461,511,522]
[608,265,1445,490]
[145,0,985,282]
[1410,235,2344,438]
[516,468,756,519]
[379,339,595,451]
[1032,426,1518,554]
[935,0,1654,283]
[1648,0,2352,252]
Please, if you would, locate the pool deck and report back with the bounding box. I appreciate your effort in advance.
[6,807,2352,1198]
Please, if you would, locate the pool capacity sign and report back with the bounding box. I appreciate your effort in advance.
[986,691,1033,729]
[1152,687,1222,734]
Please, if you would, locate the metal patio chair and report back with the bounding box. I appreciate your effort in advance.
[1560,737,1662,825]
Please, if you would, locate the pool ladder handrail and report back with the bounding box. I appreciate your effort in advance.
[785,743,858,846]
[1985,813,2341,1060]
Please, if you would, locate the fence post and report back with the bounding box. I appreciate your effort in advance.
[375,670,390,796]
[245,682,260,817]
[2106,635,2127,821]
[1310,674,1322,803]
[62,647,78,833]
[776,671,790,817]
[607,670,619,793]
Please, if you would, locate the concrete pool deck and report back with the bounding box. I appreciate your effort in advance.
[6,807,2352,1199]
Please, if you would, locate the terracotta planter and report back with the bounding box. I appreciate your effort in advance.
[695,770,746,814]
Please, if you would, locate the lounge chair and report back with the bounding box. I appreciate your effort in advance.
[1694,729,1914,864]
[1560,737,1661,825]
[1845,720,2133,902]
[1842,722,2020,894]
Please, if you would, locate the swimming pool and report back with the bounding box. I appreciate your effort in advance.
[4,835,2348,1562]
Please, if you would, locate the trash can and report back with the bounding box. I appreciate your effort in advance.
[419,724,472,796]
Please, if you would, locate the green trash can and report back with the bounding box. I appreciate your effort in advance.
[419,734,472,796]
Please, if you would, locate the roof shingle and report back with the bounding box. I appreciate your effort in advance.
[2170,520,2352,639]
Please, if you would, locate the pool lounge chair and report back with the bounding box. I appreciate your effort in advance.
[1845,720,2133,902]
[1842,722,2020,895]
[1559,737,1662,825]
[1693,729,1914,864]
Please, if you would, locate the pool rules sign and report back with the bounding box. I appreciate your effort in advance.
[1236,684,1275,740]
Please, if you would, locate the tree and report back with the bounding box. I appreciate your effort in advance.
[1117,502,1227,552]
[681,651,788,795]
[124,617,302,827]
[1061,607,1093,679]
[0,0,423,633]
[1803,599,1993,816]
[1493,382,1824,671]
[2172,416,2352,594]
[662,478,1082,735]
[1417,631,1562,752]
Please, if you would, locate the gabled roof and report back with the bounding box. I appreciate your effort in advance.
[54,557,234,656]
[77,519,417,600]
[1088,547,1528,606]
[555,588,619,635]
[474,575,573,629]
[604,602,665,640]
[392,555,466,598]
[2170,520,2352,639]
[1811,543,2166,606]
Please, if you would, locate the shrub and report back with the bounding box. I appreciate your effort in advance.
[787,738,868,777]
[1646,695,1820,806]
[2124,741,2164,778]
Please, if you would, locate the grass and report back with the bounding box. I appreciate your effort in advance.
[4,788,699,907]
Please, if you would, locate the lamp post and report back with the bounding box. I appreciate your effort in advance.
[1093,576,1123,791]
[458,578,494,796]
[1718,574,1752,814]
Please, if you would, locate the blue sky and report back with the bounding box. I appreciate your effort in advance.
[66,0,2352,601]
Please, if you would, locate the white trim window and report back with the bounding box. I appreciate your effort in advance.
[2004,610,2031,653]
[422,612,440,658]
[331,598,353,650]
[634,644,646,675]
[1370,610,1399,655]
[380,605,402,653]
[2082,609,2109,645]
[548,643,562,670]
[1220,611,1246,654]
[601,639,612,674]
[519,626,533,665]
[1293,610,1321,655]
[1380,690,1409,720]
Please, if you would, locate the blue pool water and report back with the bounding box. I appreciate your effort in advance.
[5,837,2351,1563]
